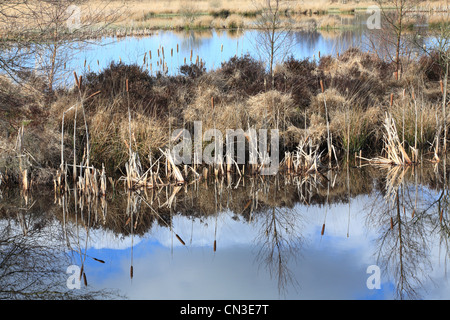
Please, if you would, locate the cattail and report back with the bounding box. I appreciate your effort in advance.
[162,46,164,58]
[176,234,185,245]
[390,93,394,106]
[157,48,160,57]
[213,240,216,252]
[320,79,324,93]
[78,75,82,90]
[171,48,173,57]
[221,43,223,52]
[318,50,321,58]
[177,43,179,53]
[83,272,87,286]
[190,49,193,61]
[184,57,186,64]
[126,79,129,92]
[390,217,393,229]
[411,88,415,100]
[321,223,325,235]
[93,257,105,264]
[73,71,80,88]
[130,266,134,279]
[440,209,443,223]
[149,50,152,59]
[79,265,84,280]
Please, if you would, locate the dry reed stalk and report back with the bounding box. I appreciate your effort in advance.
[100,163,107,196]
[320,80,332,168]
[293,135,322,174]
[163,149,184,184]
[369,113,412,166]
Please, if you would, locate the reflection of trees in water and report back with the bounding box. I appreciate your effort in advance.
[365,164,450,299]
[292,29,363,57]
[1,163,450,299]
[254,205,303,297]
[246,176,305,297]
[176,30,215,53]
[0,192,122,299]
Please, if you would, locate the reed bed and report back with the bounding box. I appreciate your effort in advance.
[1,47,449,190]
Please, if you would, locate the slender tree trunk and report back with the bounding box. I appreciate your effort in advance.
[48,43,58,93]
[395,7,403,80]
[443,61,448,153]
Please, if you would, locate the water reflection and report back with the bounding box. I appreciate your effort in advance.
[1,163,449,299]
[0,190,122,299]
[70,26,366,79]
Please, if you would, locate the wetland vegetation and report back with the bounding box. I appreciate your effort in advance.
[0,0,449,300]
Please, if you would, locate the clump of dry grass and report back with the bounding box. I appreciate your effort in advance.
[310,88,346,114]
[88,105,169,171]
[247,90,297,130]
[183,82,248,132]
[193,15,214,29]
[330,104,381,154]
[389,94,441,153]
[224,14,244,29]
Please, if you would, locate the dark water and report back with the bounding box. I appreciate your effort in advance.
[1,164,449,300]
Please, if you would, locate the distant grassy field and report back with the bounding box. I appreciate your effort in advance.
[88,0,448,31]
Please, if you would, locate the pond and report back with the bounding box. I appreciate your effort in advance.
[45,17,428,88]
[72,28,365,77]
[1,164,449,300]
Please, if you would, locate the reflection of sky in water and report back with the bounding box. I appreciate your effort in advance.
[75,194,450,300]
[72,29,363,79]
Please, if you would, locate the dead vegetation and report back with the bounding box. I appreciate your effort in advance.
[0,47,449,189]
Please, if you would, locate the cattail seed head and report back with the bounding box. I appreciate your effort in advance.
[176,234,185,245]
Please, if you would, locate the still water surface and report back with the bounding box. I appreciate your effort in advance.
[67,27,366,81]
[1,165,449,300]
